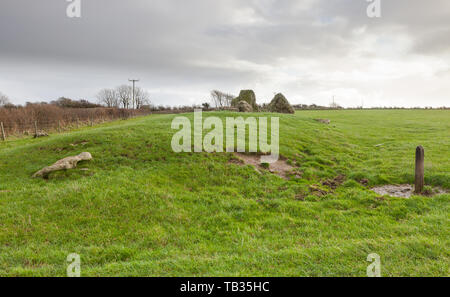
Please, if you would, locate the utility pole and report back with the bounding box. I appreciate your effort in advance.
[129,79,139,109]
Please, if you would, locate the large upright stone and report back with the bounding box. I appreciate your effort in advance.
[268,93,295,114]
[231,90,258,110]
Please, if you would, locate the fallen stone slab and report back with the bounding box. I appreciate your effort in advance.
[33,152,92,178]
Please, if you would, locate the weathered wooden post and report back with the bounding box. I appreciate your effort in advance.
[1,122,6,141]
[34,121,38,137]
[58,120,61,133]
[415,146,425,194]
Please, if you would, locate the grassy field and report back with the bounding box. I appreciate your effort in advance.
[0,109,448,276]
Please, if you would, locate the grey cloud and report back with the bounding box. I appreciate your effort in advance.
[0,0,449,107]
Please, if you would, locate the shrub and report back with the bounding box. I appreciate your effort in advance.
[0,104,151,135]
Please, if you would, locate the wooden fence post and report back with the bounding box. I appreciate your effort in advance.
[34,121,38,136]
[1,122,6,141]
[415,146,425,194]
[58,120,61,133]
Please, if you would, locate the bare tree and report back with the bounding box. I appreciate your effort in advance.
[0,92,10,107]
[224,93,234,107]
[116,85,133,109]
[134,87,150,109]
[96,88,119,108]
[210,90,234,108]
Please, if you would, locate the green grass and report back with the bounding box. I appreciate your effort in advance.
[0,110,448,276]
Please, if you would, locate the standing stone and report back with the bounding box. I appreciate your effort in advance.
[268,93,295,114]
[231,90,258,110]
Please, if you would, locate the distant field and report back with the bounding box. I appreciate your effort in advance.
[0,110,448,276]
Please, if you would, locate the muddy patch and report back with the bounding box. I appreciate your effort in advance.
[322,175,346,190]
[359,178,369,187]
[303,175,346,197]
[70,140,89,147]
[231,153,299,179]
[309,185,328,197]
[371,184,447,198]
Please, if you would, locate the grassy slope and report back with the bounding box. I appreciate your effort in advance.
[0,110,448,276]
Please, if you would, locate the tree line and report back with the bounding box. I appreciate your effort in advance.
[96,85,150,109]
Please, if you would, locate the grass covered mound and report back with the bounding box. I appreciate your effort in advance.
[268,93,295,114]
[231,90,258,110]
[0,110,449,276]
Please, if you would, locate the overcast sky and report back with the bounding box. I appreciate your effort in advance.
[0,0,449,107]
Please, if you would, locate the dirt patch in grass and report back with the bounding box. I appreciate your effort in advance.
[70,140,89,147]
[53,140,89,152]
[359,178,369,187]
[231,153,299,179]
[371,184,447,198]
[309,185,328,197]
[322,175,346,190]
[306,175,346,197]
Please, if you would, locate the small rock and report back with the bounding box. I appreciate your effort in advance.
[314,119,331,125]
[34,131,49,138]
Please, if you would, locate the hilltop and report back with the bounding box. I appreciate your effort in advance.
[0,110,448,276]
